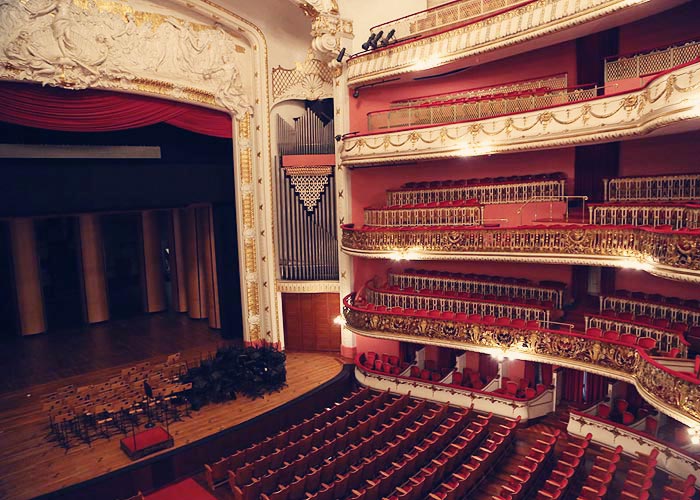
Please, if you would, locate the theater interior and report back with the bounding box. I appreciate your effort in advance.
[0,0,699,498]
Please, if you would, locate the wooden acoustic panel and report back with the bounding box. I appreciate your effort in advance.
[282,293,341,352]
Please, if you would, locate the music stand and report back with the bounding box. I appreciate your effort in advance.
[144,381,155,429]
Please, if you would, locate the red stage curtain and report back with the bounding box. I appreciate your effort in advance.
[478,353,499,380]
[585,373,608,403]
[561,368,584,404]
[0,83,232,138]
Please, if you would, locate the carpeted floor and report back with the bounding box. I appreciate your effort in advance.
[145,478,216,500]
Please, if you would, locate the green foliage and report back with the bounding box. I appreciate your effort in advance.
[180,344,287,410]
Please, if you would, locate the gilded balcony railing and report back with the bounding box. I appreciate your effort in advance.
[604,40,700,82]
[600,295,700,327]
[392,74,568,108]
[343,294,700,426]
[364,204,484,227]
[341,225,700,281]
[584,314,688,356]
[369,0,528,44]
[365,287,551,323]
[387,179,566,206]
[387,271,564,308]
[603,174,700,202]
[589,203,700,230]
[367,85,598,131]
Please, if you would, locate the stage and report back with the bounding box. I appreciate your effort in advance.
[0,341,344,500]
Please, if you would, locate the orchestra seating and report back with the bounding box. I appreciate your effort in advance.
[534,432,592,499]
[207,386,518,500]
[42,353,191,449]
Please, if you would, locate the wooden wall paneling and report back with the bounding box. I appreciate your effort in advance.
[170,209,188,313]
[182,207,207,319]
[140,210,167,313]
[9,218,46,335]
[78,214,110,324]
[282,293,341,352]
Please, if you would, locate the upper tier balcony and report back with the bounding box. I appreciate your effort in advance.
[346,0,688,88]
[340,59,700,167]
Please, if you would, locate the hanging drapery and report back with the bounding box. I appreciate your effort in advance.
[524,361,537,387]
[478,353,499,380]
[0,83,232,138]
[561,368,585,404]
[541,364,553,387]
[585,373,609,403]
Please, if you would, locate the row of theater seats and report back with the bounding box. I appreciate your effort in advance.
[584,327,658,351]
[397,173,566,190]
[378,199,480,210]
[597,400,658,431]
[377,286,556,310]
[535,432,591,499]
[598,309,689,333]
[451,368,490,391]
[576,444,623,499]
[393,86,557,111]
[400,269,566,290]
[610,289,700,311]
[492,376,547,400]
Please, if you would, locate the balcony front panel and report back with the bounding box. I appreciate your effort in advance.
[346,0,687,87]
[343,296,700,427]
[341,224,700,283]
[341,61,700,166]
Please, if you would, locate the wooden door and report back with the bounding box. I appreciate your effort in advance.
[282,293,341,352]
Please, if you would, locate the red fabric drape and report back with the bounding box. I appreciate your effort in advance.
[524,361,537,387]
[0,83,232,138]
[541,364,553,387]
[561,368,585,404]
[478,353,499,380]
[585,373,608,403]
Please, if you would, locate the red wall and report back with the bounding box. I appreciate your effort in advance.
[619,131,700,177]
[349,41,577,134]
[355,334,400,357]
[615,270,699,301]
[618,2,700,55]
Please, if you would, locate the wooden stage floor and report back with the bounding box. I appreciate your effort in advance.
[0,339,344,499]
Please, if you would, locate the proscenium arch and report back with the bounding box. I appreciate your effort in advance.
[0,0,281,346]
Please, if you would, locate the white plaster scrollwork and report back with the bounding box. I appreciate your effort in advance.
[272,56,334,103]
[0,0,253,115]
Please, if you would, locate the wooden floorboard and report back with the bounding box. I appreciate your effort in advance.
[0,349,344,500]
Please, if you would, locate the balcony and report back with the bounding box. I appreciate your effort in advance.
[346,0,687,87]
[341,224,700,283]
[340,60,700,166]
[342,294,700,427]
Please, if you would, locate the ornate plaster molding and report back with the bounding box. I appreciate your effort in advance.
[343,300,700,427]
[345,0,687,87]
[272,55,334,104]
[0,0,253,115]
[276,280,340,293]
[341,61,700,166]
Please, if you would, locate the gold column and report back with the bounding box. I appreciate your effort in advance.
[9,218,46,335]
[141,211,167,313]
[78,214,109,324]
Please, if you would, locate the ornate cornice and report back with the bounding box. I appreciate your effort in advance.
[341,225,700,283]
[341,61,700,166]
[345,0,687,87]
[343,299,700,426]
[272,56,335,104]
[276,280,340,293]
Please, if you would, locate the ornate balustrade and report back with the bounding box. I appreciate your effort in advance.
[386,177,566,206]
[584,314,689,356]
[388,270,564,308]
[367,84,598,131]
[365,286,551,323]
[392,74,568,108]
[589,202,700,230]
[603,174,700,202]
[600,294,700,327]
[364,203,484,227]
[369,0,529,45]
[567,410,700,480]
[341,224,700,283]
[355,358,555,422]
[605,39,700,82]
[346,0,681,87]
[341,61,700,166]
[343,294,700,427]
